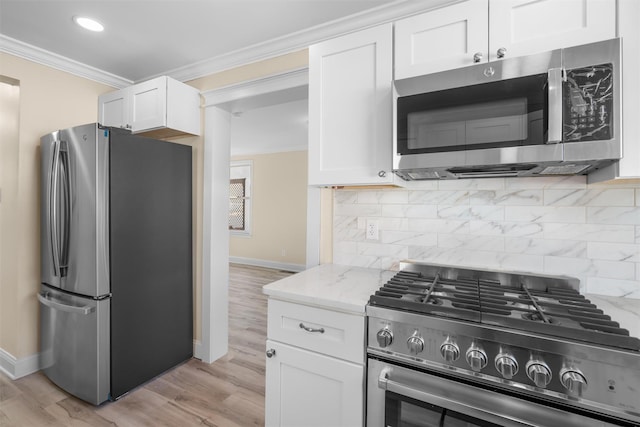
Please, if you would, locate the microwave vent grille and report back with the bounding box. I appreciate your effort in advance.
[539,164,590,175]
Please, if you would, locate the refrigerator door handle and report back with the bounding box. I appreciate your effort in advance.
[50,139,61,277]
[37,291,95,315]
[59,141,71,275]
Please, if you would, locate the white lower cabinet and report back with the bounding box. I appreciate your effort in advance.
[265,299,365,426]
[265,340,363,427]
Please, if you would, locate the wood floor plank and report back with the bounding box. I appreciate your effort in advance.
[0,263,293,426]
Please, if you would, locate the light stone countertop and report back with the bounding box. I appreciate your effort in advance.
[262,264,395,315]
[263,264,640,341]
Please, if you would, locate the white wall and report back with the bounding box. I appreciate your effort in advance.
[333,176,640,298]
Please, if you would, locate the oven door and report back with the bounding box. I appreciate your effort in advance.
[367,358,620,427]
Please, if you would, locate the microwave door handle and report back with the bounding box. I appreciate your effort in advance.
[49,139,61,277]
[547,67,564,144]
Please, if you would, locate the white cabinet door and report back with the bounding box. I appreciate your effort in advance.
[265,340,363,427]
[98,87,130,129]
[617,0,640,178]
[130,76,168,133]
[308,23,393,186]
[489,0,616,62]
[394,0,489,78]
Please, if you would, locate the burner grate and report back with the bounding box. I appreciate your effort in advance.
[369,267,640,351]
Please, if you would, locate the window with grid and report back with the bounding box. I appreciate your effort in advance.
[229,178,246,231]
[229,161,252,235]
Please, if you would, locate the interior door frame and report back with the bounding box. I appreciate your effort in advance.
[199,67,316,363]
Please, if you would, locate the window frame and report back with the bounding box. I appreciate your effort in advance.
[229,160,252,236]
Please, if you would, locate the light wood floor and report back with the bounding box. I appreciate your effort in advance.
[0,264,293,427]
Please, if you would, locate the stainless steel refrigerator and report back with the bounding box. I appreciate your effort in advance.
[39,123,192,405]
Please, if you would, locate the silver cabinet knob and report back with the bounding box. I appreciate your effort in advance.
[526,360,552,388]
[376,328,393,348]
[407,335,424,355]
[266,348,276,358]
[473,52,483,63]
[439,340,460,363]
[495,354,518,379]
[560,369,587,396]
[497,47,507,58]
[378,170,386,178]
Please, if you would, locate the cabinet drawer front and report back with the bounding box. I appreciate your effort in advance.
[268,299,365,363]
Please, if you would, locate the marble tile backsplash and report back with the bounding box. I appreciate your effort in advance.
[333,176,640,299]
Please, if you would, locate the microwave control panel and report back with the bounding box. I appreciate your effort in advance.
[563,63,613,142]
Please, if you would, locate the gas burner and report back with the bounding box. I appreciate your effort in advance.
[422,296,442,305]
[522,312,558,324]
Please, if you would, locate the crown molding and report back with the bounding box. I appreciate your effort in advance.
[155,0,458,83]
[0,35,132,88]
[1,0,457,86]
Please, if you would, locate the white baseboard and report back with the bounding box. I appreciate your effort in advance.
[193,339,203,360]
[229,256,305,272]
[0,348,40,380]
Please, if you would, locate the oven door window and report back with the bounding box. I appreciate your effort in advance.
[396,73,548,155]
[385,392,500,427]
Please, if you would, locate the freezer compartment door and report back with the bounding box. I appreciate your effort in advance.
[40,123,110,297]
[39,285,110,405]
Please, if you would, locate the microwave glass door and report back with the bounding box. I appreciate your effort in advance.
[397,73,548,155]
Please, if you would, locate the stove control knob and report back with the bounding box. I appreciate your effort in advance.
[560,369,587,396]
[465,345,487,372]
[376,328,393,348]
[439,341,460,363]
[407,335,424,355]
[526,360,552,388]
[495,354,518,379]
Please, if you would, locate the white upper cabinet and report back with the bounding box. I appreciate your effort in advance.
[489,0,616,62]
[395,0,616,78]
[98,87,130,130]
[395,0,489,79]
[98,76,201,137]
[308,23,393,186]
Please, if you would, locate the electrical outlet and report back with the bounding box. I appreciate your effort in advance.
[366,219,379,240]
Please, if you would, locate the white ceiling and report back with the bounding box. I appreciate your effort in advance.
[231,96,308,156]
[0,0,453,155]
[0,0,401,83]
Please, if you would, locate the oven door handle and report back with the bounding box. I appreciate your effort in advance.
[378,368,514,425]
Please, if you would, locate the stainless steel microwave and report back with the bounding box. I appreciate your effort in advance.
[393,38,621,180]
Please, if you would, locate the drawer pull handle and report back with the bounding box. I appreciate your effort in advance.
[299,322,325,334]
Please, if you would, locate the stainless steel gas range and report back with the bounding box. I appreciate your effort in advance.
[366,262,640,427]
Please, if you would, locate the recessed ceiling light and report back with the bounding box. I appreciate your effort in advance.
[73,16,104,32]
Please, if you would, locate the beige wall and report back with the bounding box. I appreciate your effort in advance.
[230,151,308,266]
[0,48,309,360]
[0,53,114,358]
[0,76,21,361]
